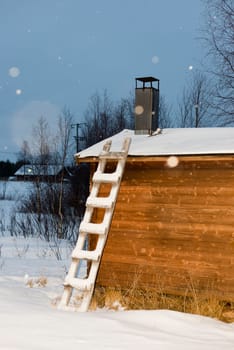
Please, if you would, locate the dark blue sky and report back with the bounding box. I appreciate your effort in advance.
[0,0,205,161]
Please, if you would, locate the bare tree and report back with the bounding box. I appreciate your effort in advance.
[18,140,32,164]
[122,91,135,129]
[112,99,128,132]
[158,95,174,128]
[31,117,52,165]
[55,107,74,167]
[82,90,133,147]
[82,89,175,146]
[177,71,213,127]
[30,117,52,219]
[54,107,74,238]
[18,110,81,243]
[203,0,234,121]
[82,91,113,147]
[112,96,135,131]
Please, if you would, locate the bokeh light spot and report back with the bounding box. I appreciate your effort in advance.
[16,89,22,95]
[152,55,159,64]
[9,67,20,78]
[135,105,144,115]
[166,156,179,168]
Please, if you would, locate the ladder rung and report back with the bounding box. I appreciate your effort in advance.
[86,196,114,208]
[93,172,120,184]
[79,222,107,235]
[60,137,131,312]
[99,151,126,160]
[64,277,93,291]
[72,248,100,261]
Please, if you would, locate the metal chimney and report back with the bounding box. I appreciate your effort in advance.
[134,76,160,135]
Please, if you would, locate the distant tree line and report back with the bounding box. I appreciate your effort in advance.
[0,160,23,178]
[80,90,174,148]
[80,90,135,148]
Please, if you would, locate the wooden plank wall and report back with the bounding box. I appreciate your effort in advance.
[90,157,234,301]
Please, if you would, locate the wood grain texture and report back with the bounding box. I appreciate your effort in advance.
[81,156,234,301]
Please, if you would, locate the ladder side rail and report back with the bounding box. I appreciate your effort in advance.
[59,137,131,311]
[59,141,113,308]
[76,139,131,311]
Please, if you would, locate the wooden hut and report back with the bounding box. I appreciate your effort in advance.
[76,128,234,301]
[14,164,71,182]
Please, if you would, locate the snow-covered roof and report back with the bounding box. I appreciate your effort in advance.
[76,128,234,158]
[14,164,63,176]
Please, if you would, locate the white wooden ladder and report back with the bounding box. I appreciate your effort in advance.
[59,137,131,312]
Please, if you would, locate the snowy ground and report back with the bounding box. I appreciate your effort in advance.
[0,181,234,349]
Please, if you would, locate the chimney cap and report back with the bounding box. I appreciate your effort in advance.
[135,76,159,90]
[135,76,159,83]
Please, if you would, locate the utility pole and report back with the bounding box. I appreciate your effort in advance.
[71,123,86,153]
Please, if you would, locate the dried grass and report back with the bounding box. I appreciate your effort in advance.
[25,275,47,288]
[91,274,234,323]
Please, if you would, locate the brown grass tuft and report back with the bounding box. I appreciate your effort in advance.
[25,275,47,288]
[91,274,234,322]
